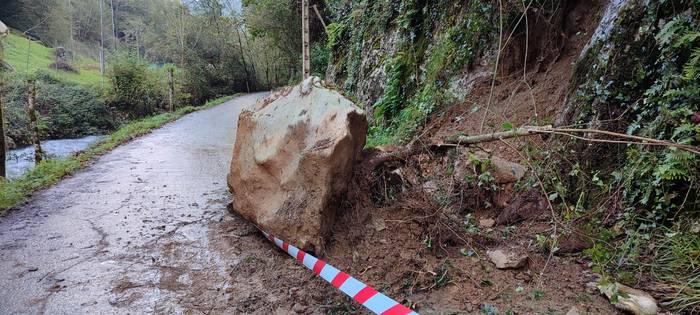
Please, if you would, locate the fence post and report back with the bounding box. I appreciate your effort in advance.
[27,79,43,164]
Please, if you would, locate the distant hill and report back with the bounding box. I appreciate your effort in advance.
[4,30,103,86]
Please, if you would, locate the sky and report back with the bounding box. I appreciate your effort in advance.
[183,0,242,13]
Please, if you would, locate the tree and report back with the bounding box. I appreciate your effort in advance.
[0,20,7,178]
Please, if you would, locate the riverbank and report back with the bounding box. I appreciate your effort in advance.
[0,95,236,212]
[6,135,106,179]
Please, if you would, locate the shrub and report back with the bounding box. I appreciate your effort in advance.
[1,71,115,145]
[106,54,162,118]
[42,83,114,138]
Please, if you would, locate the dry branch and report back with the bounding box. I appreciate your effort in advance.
[434,126,700,155]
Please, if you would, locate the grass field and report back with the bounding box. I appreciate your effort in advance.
[4,31,103,86]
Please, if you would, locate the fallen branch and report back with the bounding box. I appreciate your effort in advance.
[441,125,553,146]
[435,125,700,155]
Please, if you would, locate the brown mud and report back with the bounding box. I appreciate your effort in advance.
[0,2,624,313]
[0,92,615,315]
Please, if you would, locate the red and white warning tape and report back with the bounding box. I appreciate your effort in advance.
[260,230,419,315]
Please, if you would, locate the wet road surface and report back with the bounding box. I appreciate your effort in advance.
[0,93,341,314]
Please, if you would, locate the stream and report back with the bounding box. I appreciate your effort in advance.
[5,135,106,179]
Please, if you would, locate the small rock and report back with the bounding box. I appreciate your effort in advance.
[372,217,386,232]
[5,136,16,149]
[691,220,700,234]
[691,112,700,124]
[565,306,581,315]
[486,249,528,269]
[27,267,39,272]
[557,230,593,254]
[292,303,307,313]
[479,218,496,228]
[473,153,526,184]
[599,282,658,315]
[465,303,474,312]
[422,180,438,194]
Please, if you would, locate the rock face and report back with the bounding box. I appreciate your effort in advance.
[227,77,368,253]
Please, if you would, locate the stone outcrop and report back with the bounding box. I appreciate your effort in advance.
[228,77,368,253]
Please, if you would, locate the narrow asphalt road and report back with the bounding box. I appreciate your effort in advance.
[0,93,352,314]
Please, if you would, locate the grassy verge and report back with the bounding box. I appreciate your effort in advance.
[0,95,236,211]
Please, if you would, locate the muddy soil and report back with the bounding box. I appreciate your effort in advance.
[0,93,351,314]
[0,70,620,315]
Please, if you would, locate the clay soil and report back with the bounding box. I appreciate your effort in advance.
[275,0,622,313]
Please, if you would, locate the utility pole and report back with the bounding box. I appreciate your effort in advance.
[110,0,117,50]
[301,0,310,79]
[68,0,75,61]
[99,0,105,80]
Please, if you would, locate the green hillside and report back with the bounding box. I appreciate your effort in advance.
[4,31,103,86]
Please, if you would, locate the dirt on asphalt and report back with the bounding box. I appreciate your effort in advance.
[0,93,350,314]
[0,90,617,314]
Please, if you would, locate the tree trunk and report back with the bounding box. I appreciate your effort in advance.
[242,30,257,84]
[168,68,174,112]
[0,74,5,179]
[27,81,43,164]
[1,26,6,178]
[264,49,271,90]
[235,27,251,93]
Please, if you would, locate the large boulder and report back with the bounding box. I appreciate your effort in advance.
[228,77,367,253]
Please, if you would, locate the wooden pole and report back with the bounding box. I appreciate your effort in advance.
[99,0,105,88]
[110,0,117,50]
[27,80,44,164]
[301,0,310,79]
[168,68,174,112]
[68,0,75,61]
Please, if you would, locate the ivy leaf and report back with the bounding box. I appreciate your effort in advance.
[502,121,514,131]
